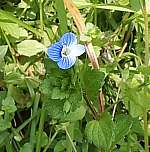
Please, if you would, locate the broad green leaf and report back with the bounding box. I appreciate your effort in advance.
[85,113,114,151]
[113,115,133,146]
[0,22,20,38]
[130,0,141,11]
[121,82,150,117]
[51,87,69,100]
[0,131,10,147]
[54,140,66,152]
[63,101,71,113]
[65,106,86,122]
[20,143,32,152]
[36,131,48,147]
[121,83,143,117]
[0,45,8,60]
[44,98,64,119]
[67,90,83,110]
[131,118,144,135]
[138,65,150,77]
[0,91,6,105]
[2,96,17,113]
[7,85,28,108]
[0,119,11,132]
[74,126,83,142]
[0,10,41,36]
[5,72,25,85]
[83,67,106,104]
[82,141,88,152]
[17,40,45,57]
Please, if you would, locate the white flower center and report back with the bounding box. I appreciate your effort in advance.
[61,45,71,57]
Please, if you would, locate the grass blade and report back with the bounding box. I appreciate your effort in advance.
[55,0,68,35]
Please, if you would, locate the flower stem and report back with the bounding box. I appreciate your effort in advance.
[142,0,149,65]
[43,131,58,152]
[65,127,77,152]
[30,93,40,151]
[2,30,16,63]
[83,91,97,119]
[36,101,45,152]
[143,109,149,152]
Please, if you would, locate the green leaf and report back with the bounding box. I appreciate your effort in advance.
[18,0,30,8]
[121,83,144,117]
[55,0,68,34]
[96,4,134,12]
[65,105,86,122]
[0,10,41,36]
[7,85,28,108]
[36,131,48,147]
[44,98,64,119]
[0,118,11,132]
[121,82,150,117]
[54,140,66,152]
[131,118,144,135]
[113,115,133,146]
[0,131,10,147]
[83,67,106,103]
[20,143,32,152]
[2,96,17,113]
[67,90,83,110]
[5,72,25,85]
[72,0,92,9]
[0,22,20,38]
[0,45,8,60]
[118,0,129,6]
[17,40,45,57]
[51,87,69,100]
[85,112,114,151]
[130,0,141,11]
[63,101,71,113]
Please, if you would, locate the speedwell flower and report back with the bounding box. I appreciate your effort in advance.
[48,32,85,69]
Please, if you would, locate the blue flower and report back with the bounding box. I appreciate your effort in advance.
[48,32,85,69]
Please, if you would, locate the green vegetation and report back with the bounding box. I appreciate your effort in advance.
[0,0,150,151]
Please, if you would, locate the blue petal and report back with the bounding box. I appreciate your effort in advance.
[59,32,77,46]
[69,44,85,57]
[47,42,62,62]
[57,56,76,69]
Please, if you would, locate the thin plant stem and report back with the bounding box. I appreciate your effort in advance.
[83,91,97,119]
[94,0,98,26]
[2,30,16,63]
[65,127,77,152]
[8,111,39,141]
[30,93,40,151]
[112,87,120,120]
[143,109,149,152]
[36,101,46,152]
[39,0,44,31]
[16,112,39,133]
[142,0,149,65]
[43,131,59,152]
[142,1,149,151]
[98,89,105,113]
